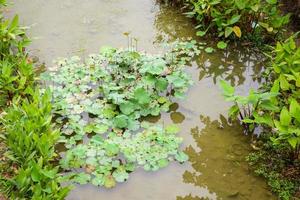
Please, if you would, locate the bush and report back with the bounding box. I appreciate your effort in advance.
[0,90,71,199]
[166,0,290,44]
[0,2,71,199]
[220,36,300,199]
[0,8,35,108]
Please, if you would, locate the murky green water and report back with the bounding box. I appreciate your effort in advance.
[8,0,274,199]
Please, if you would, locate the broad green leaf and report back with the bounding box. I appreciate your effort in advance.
[288,137,298,149]
[31,165,41,182]
[134,88,151,104]
[112,167,129,182]
[217,41,228,49]
[290,99,300,122]
[73,173,91,184]
[205,47,214,53]
[228,104,239,118]
[279,74,290,91]
[219,80,235,97]
[196,31,206,37]
[105,143,119,156]
[235,0,246,9]
[157,159,169,168]
[113,115,128,128]
[280,107,291,126]
[156,78,168,91]
[225,27,233,38]
[229,15,241,25]
[266,0,277,4]
[120,101,135,115]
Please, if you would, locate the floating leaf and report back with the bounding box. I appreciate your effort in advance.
[113,115,128,129]
[175,152,189,163]
[134,88,151,105]
[205,47,214,53]
[104,175,116,188]
[217,41,228,49]
[120,101,136,115]
[165,124,180,134]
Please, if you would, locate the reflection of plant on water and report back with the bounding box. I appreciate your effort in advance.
[197,49,266,87]
[153,5,265,88]
[153,5,197,44]
[177,115,274,200]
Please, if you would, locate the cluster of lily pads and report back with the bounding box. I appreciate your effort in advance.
[41,41,198,188]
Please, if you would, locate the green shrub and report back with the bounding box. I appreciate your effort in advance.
[220,36,300,199]
[0,6,35,108]
[220,36,300,159]
[0,2,71,199]
[170,0,290,44]
[0,90,71,199]
[0,56,36,108]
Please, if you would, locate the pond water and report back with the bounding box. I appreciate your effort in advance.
[8,0,274,199]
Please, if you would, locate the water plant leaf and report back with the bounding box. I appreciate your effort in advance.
[217,41,228,49]
[196,31,206,37]
[225,27,233,38]
[232,26,241,38]
[73,173,91,184]
[113,115,128,129]
[219,80,235,97]
[105,143,119,156]
[112,167,129,182]
[42,42,195,189]
[175,152,189,163]
[280,107,291,126]
[205,47,214,53]
[104,175,116,188]
[134,88,151,105]
[120,101,136,115]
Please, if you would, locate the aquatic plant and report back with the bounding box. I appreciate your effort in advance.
[0,90,71,199]
[0,13,34,108]
[0,2,71,199]
[220,36,300,199]
[42,41,198,188]
[165,0,290,45]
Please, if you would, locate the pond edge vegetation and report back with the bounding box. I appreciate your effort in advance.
[0,0,300,199]
[163,0,300,199]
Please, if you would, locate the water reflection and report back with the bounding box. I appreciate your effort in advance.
[170,112,185,124]
[153,5,197,44]
[178,115,274,200]
[196,49,265,86]
[153,5,265,87]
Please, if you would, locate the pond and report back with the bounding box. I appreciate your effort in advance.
[8,0,274,199]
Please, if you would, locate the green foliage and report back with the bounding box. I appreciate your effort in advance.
[42,41,197,188]
[0,3,71,198]
[0,15,30,57]
[220,37,300,158]
[0,90,71,199]
[220,36,300,199]
[0,6,35,108]
[220,80,278,132]
[180,0,290,43]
